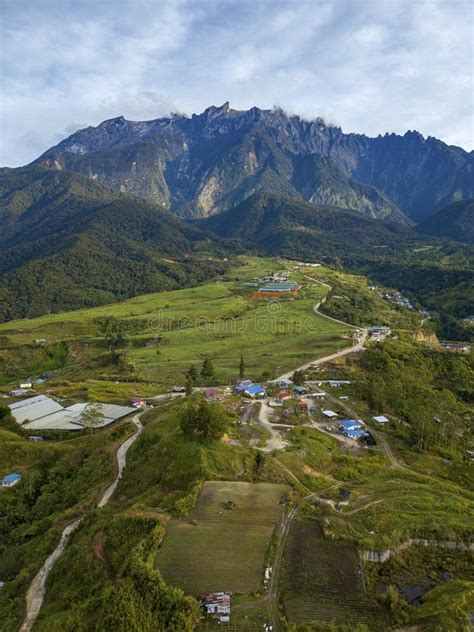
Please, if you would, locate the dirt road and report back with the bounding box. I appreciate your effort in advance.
[20,414,143,632]
[256,401,289,452]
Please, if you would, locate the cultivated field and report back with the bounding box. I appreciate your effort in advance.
[155,481,289,595]
[280,518,389,630]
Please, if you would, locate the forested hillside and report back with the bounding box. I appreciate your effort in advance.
[0,166,232,321]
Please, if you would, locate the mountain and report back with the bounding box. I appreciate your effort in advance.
[199,191,414,258]
[200,192,474,341]
[0,165,231,321]
[416,199,474,244]
[34,103,474,223]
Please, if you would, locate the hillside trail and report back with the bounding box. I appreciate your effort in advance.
[20,414,144,632]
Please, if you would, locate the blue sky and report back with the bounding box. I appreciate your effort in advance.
[1,0,473,166]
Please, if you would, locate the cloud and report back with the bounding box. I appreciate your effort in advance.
[0,0,472,166]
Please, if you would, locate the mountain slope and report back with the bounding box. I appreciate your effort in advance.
[200,193,474,341]
[199,191,414,258]
[416,199,474,243]
[34,104,474,222]
[0,165,231,321]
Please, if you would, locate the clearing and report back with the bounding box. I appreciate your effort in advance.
[155,481,289,596]
[279,518,388,630]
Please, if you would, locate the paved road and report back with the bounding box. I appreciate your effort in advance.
[272,262,366,383]
[20,414,144,632]
[273,332,367,383]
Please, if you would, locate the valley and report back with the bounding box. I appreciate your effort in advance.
[1,257,472,632]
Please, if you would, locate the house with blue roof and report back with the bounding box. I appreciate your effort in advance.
[244,384,266,398]
[1,472,22,487]
[345,429,368,440]
[339,420,362,432]
[234,379,253,393]
[293,386,308,395]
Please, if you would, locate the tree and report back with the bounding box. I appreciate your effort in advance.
[292,369,306,386]
[97,316,126,354]
[254,450,265,474]
[201,356,214,385]
[179,397,227,442]
[239,354,245,379]
[185,375,194,396]
[80,402,105,433]
[186,364,198,384]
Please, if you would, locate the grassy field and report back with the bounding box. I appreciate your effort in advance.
[155,481,289,596]
[280,518,389,630]
[0,256,351,396]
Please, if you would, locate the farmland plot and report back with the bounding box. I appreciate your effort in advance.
[280,518,389,630]
[155,481,289,595]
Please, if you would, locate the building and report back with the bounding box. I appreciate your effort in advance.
[1,472,22,487]
[29,436,44,442]
[8,395,135,431]
[203,388,218,400]
[322,410,338,419]
[201,592,231,623]
[131,398,145,408]
[294,385,308,395]
[278,390,292,401]
[442,343,471,353]
[345,428,368,440]
[329,380,351,388]
[259,282,298,293]
[234,379,253,394]
[269,398,283,407]
[244,384,266,398]
[339,420,363,432]
[275,379,292,388]
[373,415,389,424]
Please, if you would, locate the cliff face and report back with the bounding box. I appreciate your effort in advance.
[35,103,474,222]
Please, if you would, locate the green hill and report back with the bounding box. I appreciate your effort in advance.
[0,165,232,321]
[417,199,474,243]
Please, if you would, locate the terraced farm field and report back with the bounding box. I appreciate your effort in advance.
[280,518,389,630]
[155,481,289,595]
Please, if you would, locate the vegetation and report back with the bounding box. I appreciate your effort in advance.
[417,198,474,244]
[0,413,135,631]
[179,396,228,442]
[356,338,473,452]
[0,257,351,393]
[155,481,288,596]
[201,193,474,340]
[34,513,200,632]
[280,518,388,630]
[0,165,234,321]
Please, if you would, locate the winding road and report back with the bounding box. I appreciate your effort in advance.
[273,262,366,383]
[20,414,143,632]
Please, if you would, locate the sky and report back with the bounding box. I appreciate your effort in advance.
[1,0,473,166]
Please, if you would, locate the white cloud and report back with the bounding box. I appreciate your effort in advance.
[0,0,472,166]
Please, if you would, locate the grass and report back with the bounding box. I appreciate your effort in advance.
[0,256,351,395]
[155,481,289,596]
[280,517,389,630]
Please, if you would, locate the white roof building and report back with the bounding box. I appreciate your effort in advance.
[373,415,390,424]
[9,396,135,431]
